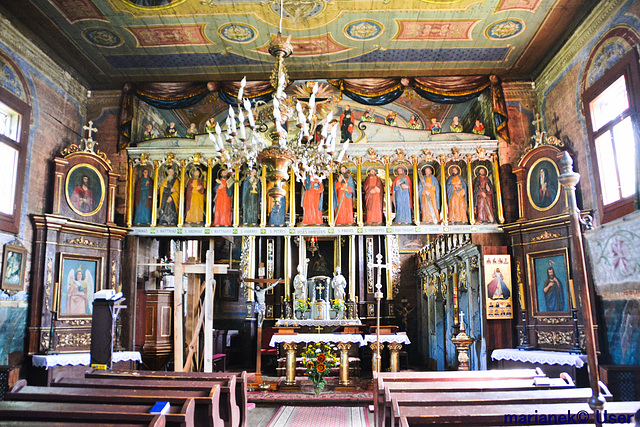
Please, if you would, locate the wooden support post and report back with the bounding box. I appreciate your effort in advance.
[173,252,184,371]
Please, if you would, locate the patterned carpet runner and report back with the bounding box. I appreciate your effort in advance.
[267,406,370,427]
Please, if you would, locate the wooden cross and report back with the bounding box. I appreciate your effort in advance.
[532,113,543,136]
[83,120,98,140]
[459,311,465,332]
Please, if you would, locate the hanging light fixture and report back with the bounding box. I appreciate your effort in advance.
[210,1,350,207]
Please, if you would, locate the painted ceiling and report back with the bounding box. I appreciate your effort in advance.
[3,0,598,89]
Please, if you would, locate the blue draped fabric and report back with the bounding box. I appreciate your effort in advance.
[135,90,209,109]
[341,87,404,106]
[413,86,482,104]
[218,89,274,106]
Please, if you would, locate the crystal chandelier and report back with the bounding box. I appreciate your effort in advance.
[209,15,350,206]
[209,1,349,204]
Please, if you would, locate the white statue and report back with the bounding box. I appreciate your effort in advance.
[293,264,307,304]
[331,266,347,301]
[244,278,281,327]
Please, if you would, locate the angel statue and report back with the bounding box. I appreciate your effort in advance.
[66,267,94,316]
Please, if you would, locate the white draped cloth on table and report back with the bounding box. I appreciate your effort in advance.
[32,351,142,369]
[276,319,362,327]
[491,349,587,368]
[269,333,365,348]
[363,334,411,345]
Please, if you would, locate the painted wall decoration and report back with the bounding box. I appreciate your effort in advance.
[127,25,211,47]
[219,24,257,43]
[485,19,524,40]
[395,20,477,41]
[57,254,102,318]
[83,28,124,48]
[65,164,105,216]
[484,254,513,319]
[344,20,383,41]
[526,157,560,211]
[529,249,570,314]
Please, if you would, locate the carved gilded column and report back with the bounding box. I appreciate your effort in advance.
[348,235,356,300]
[356,157,363,226]
[233,169,240,227]
[205,158,213,227]
[492,153,505,223]
[284,235,291,300]
[151,160,159,227]
[385,235,393,300]
[260,165,267,227]
[283,342,298,385]
[412,156,420,225]
[384,156,391,226]
[439,154,447,224]
[178,159,186,227]
[126,159,134,227]
[337,342,352,386]
[466,154,475,225]
[388,342,403,372]
[369,342,384,373]
[328,170,335,226]
[288,166,296,227]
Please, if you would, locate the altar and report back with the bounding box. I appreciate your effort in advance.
[269,333,365,387]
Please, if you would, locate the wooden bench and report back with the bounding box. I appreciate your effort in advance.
[8,380,223,427]
[388,386,613,427]
[85,368,248,427]
[373,369,546,427]
[53,376,239,427]
[0,399,194,427]
[393,400,640,426]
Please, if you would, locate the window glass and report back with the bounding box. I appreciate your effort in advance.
[0,143,18,215]
[0,103,20,141]
[589,75,629,132]
[612,116,637,198]
[594,132,618,205]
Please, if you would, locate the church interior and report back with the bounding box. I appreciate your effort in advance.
[0,0,639,425]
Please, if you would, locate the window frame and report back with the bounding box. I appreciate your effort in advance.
[582,48,640,224]
[0,85,30,234]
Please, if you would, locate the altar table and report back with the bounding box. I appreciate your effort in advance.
[364,334,411,372]
[269,333,365,386]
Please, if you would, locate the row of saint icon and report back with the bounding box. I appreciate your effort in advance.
[131,161,500,227]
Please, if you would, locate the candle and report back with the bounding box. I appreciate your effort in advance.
[569,279,577,309]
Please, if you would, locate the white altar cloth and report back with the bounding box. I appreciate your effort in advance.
[491,349,587,368]
[276,318,362,327]
[32,351,142,369]
[364,333,411,345]
[269,333,365,348]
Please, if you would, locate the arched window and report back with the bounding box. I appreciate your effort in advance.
[583,49,639,224]
[0,58,30,234]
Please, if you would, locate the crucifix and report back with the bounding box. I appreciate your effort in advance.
[370,252,391,373]
[82,120,98,152]
[243,277,282,386]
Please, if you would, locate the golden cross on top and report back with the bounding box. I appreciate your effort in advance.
[83,121,98,140]
[532,113,543,135]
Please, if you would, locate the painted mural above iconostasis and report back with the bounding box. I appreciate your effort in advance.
[4,0,601,88]
[131,78,488,145]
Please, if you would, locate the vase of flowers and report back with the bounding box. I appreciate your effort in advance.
[294,299,310,319]
[301,342,338,395]
[331,299,345,319]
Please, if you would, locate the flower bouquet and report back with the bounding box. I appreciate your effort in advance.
[295,299,310,311]
[301,342,338,395]
[330,299,345,311]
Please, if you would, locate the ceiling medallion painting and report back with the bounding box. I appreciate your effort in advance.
[269,0,327,25]
[256,34,350,57]
[127,25,212,47]
[50,0,106,23]
[83,28,124,48]
[344,20,383,41]
[219,24,258,44]
[485,19,524,40]
[395,20,478,41]
[495,0,542,13]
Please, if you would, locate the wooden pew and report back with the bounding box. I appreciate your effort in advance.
[0,399,194,427]
[373,369,548,427]
[8,380,223,427]
[392,400,640,426]
[85,368,248,427]
[388,386,613,426]
[53,376,239,427]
